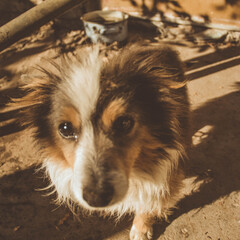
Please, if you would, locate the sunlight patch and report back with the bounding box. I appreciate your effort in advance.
[192,125,214,146]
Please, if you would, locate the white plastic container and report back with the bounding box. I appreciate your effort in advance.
[82,10,129,44]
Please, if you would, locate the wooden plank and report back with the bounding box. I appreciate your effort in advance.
[0,0,88,52]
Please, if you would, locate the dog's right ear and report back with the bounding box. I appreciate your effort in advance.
[9,73,57,129]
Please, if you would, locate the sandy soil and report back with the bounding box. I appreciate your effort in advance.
[0,2,240,240]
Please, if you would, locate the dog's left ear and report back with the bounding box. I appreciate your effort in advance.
[127,44,187,90]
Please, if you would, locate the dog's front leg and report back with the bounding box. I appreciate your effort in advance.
[130,212,155,240]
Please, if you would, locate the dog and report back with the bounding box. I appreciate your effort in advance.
[14,43,190,240]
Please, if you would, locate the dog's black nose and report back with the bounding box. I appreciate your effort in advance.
[82,182,114,207]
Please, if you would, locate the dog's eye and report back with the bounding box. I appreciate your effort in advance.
[58,122,77,140]
[113,116,134,134]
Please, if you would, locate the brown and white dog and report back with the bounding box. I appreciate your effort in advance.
[14,43,190,240]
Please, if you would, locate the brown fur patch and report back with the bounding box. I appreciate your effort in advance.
[133,126,166,172]
[43,140,77,168]
[115,125,165,177]
[44,145,67,166]
[119,140,142,177]
[169,80,188,89]
[59,106,81,130]
[46,138,77,168]
[59,142,77,167]
[101,98,127,130]
[52,106,81,167]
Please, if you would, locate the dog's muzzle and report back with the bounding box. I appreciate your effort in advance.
[82,174,115,208]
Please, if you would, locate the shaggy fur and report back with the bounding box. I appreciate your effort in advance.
[13,43,190,240]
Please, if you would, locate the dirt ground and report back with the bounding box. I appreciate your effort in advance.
[0,2,240,240]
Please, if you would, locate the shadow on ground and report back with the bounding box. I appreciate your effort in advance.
[185,46,240,80]
[153,83,240,238]
[0,167,132,240]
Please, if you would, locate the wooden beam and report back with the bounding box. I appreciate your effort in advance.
[0,0,88,52]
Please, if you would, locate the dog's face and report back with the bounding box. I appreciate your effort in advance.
[49,91,143,208]
[17,44,188,210]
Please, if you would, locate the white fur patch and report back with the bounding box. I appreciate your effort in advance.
[59,46,102,123]
[71,123,96,207]
[43,158,73,203]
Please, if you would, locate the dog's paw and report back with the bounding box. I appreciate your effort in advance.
[130,224,153,240]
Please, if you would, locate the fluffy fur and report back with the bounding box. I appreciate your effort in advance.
[14,43,190,240]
